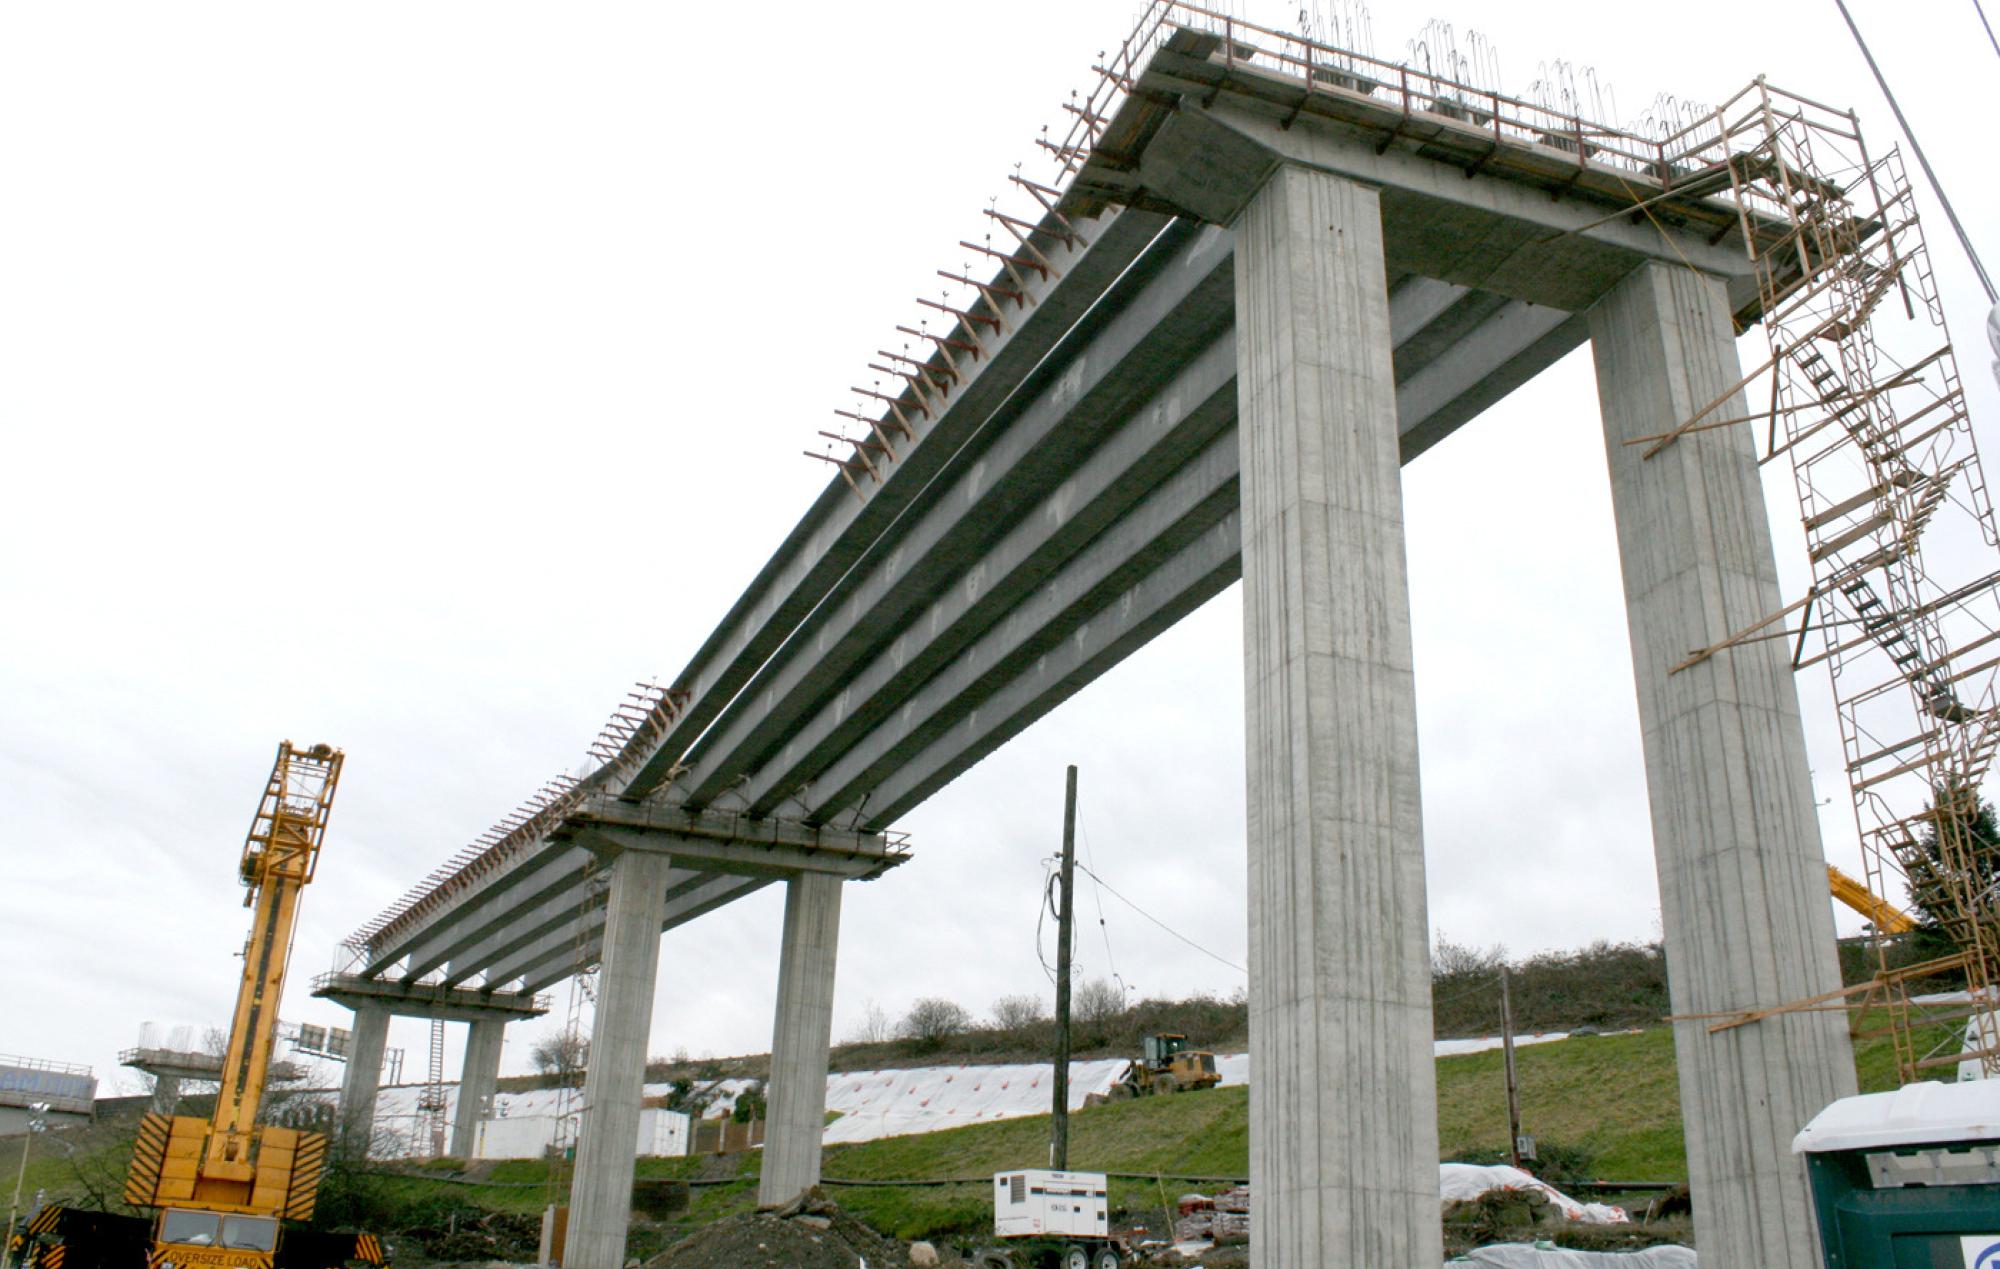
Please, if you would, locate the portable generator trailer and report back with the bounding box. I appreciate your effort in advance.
[971,1170,1126,1269]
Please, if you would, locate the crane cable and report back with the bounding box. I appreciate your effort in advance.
[1833,0,1995,304]
[1974,0,2000,60]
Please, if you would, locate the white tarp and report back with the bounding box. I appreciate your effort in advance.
[1440,1164,1629,1225]
[1449,1246,1694,1268]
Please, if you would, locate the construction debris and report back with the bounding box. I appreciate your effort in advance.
[642,1190,926,1269]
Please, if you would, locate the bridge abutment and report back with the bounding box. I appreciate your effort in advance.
[758,871,844,1207]
[1590,261,1856,1267]
[1234,162,1444,1268]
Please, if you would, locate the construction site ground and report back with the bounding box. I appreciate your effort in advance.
[13,1016,1943,1264]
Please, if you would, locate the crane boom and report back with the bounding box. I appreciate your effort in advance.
[1828,863,1919,936]
[206,742,342,1181]
[122,742,346,1244]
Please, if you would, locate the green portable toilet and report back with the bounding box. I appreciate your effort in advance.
[1793,1080,2000,1267]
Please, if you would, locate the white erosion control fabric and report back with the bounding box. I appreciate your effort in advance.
[1449,1245,1694,1268]
[1440,1165,1630,1225]
[361,1029,1591,1156]
[821,1059,1131,1145]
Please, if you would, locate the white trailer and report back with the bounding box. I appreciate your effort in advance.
[978,1170,1123,1269]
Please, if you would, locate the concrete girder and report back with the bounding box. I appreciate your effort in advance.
[860,508,1244,829]
[723,269,1535,822]
[673,222,1236,810]
[803,416,1243,823]
[616,209,1176,801]
[735,321,1242,819]
[401,846,596,981]
[439,870,619,989]
[476,869,712,990]
[573,829,897,882]
[1394,301,1587,459]
[515,875,773,996]
[359,835,576,978]
[801,289,1577,826]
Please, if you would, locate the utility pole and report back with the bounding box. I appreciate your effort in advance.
[1500,967,1523,1169]
[1051,764,1078,1170]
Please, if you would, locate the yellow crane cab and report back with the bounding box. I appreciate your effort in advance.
[150,1209,282,1269]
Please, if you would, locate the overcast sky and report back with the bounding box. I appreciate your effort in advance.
[4,0,1995,1098]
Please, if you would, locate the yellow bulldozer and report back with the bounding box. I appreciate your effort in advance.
[1111,1034,1221,1098]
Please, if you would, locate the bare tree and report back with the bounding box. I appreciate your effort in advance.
[845,999,893,1045]
[1432,934,1506,980]
[530,1025,589,1084]
[899,998,972,1048]
[991,994,1048,1031]
[1073,977,1127,1025]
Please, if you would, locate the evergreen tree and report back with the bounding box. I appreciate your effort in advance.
[1905,778,2000,947]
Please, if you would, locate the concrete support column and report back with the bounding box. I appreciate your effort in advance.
[757,872,844,1207]
[339,1004,391,1156]
[1232,163,1442,1268]
[151,1074,180,1114]
[564,850,672,1269]
[1591,261,1856,1267]
[450,1019,506,1159]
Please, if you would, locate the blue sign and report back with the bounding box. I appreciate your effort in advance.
[1962,1234,2000,1269]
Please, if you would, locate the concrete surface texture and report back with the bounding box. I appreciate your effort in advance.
[564,849,674,1269]
[1590,261,1857,1268]
[757,872,845,1206]
[450,1018,506,1159]
[338,1004,389,1152]
[1234,163,1443,1268]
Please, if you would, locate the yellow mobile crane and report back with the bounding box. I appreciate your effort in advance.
[12,743,384,1269]
[120,741,347,1268]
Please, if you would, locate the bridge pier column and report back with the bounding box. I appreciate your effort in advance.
[1233,162,1442,1269]
[758,872,843,1207]
[450,1019,506,1159]
[1590,260,1854,1268]
[339,1004,391,1156]
[565,849,672,1269]
[151,1074,180,1114]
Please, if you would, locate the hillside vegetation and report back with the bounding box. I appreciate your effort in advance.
[18,1010,1941,1256]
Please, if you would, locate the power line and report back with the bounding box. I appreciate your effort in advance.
[1077,823,1128,999]
[1072,859,1247,976]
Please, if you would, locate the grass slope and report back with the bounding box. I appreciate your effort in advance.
[13,1017,1950,1250]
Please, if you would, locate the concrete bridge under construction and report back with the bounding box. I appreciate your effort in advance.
[323,10,1871,1268]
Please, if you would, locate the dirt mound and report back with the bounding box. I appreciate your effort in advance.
[643,1190,913,1268]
